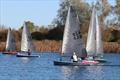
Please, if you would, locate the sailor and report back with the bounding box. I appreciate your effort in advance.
[28,49,31,55]
[72,52,78,62]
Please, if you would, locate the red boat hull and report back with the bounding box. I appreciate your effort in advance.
[2,51,18,55]
[82,60,99,64]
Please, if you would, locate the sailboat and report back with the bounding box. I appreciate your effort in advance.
[54,6,98,66]
[16,22,39,57]
[2,28,17,55]
[86,6,106,62]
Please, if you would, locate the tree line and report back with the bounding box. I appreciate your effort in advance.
[0,21,119,43]
[0,0,119,43]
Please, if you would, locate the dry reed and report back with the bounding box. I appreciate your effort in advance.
[0,40,120,53]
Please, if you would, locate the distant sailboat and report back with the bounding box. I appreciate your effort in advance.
[86,6,106,62]
[54,6,98,66]
[16,22,39,57]
[2,28,17,54]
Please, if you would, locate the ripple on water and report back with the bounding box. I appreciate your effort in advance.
[0,53,120,80]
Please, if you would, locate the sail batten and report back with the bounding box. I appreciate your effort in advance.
[62,6,85,57]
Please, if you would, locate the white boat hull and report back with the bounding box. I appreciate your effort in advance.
[16,53,40,57]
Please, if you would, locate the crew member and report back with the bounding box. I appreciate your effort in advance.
[72,52,78,62]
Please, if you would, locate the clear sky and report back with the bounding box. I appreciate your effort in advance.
[0,0,59,29]
[86,0,116,6]
[0,0,116,29]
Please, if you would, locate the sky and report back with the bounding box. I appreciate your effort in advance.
[86,0,116,6]
[0,0,59,29]
[0,0,116,29]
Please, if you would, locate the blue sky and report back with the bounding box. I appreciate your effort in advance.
[86,0,116,6]
[0,0,59,29]
[0,0,116,29]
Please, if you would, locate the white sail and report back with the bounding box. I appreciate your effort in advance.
[6,28,16,51]
[86,6,103,57]
[86,7,96,56]
[21,22,35,52]
[96,11,103,57]
[62,6,85,57]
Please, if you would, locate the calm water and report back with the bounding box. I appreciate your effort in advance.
[0,53,120,80]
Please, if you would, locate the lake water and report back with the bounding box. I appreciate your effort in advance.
[0,53,120,80]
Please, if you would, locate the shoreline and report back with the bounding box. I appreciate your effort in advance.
[0,40,120,53]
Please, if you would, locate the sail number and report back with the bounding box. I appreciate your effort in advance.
[72,31,82,40]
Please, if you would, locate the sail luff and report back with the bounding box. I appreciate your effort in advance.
[62,6,84,57]
[86,7,96,56]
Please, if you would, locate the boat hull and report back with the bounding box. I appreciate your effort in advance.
[2,51,17,55]
[94,59,107,63]
[54,60,99,66]
[16,53,40,57]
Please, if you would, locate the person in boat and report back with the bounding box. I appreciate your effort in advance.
[28,49,31,55]
[71,52,78,62]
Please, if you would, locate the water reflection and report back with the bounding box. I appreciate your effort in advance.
[0,53,120,80]
[61,66,87,80]
[20,57,30,63]
[85,66,103,80]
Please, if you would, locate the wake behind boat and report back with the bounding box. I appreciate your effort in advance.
[16,21,39,58]
[2,28,17,55]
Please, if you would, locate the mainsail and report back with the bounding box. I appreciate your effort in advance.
[96,9,103,57]
[62,6,85,57]
[6,28,16,51]
[21,22,35,52]
[86,6,103,57]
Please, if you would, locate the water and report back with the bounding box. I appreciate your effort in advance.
[0,53,120,80]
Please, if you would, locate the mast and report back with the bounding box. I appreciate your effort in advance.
[62,6,84,57]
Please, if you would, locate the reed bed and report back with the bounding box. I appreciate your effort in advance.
[104,42,120,53]
[34,40,62,53]
[0,42,6,51]
[0,40,120,53]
